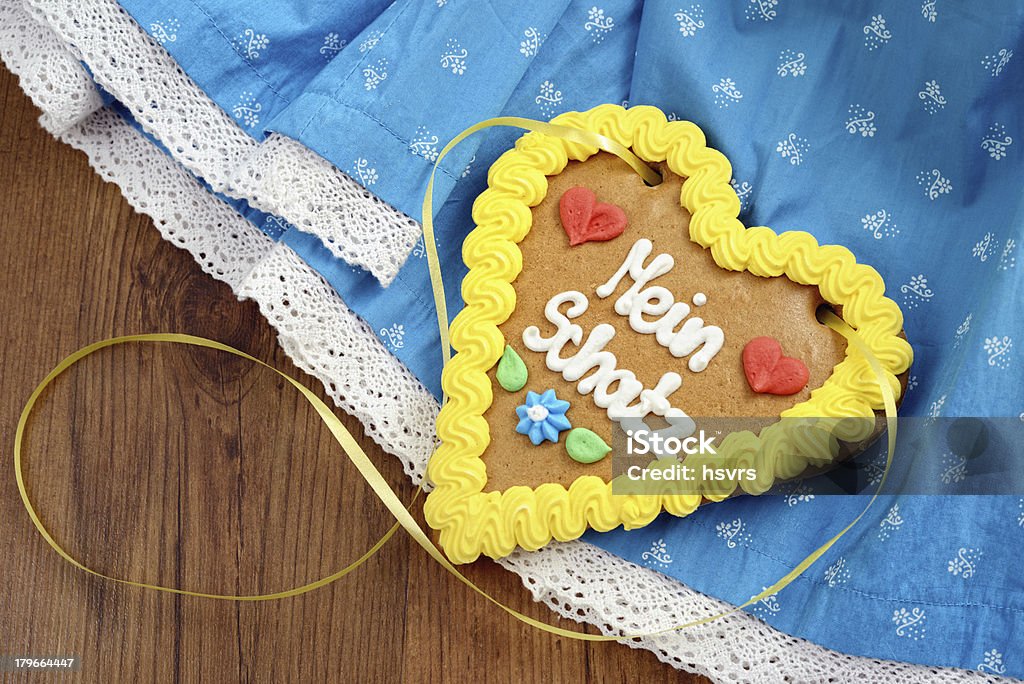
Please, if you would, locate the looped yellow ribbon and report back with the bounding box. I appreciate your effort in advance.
[14,116,897,640]
[421,116,661,373]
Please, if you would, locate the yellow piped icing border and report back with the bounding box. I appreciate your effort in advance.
[424,104,913,564]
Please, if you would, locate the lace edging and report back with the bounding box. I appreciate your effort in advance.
[26,0,421,285]
[499,542,1013,683]
[0,0,103,133]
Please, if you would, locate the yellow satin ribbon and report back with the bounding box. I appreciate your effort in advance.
[421,116,661,373]
[14,334,409,601]
[14,116,897,641]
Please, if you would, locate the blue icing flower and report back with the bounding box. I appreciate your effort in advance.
[515,389,571,445]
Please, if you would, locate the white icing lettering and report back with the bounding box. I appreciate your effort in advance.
[597,239,724,372]
[523,290,695,440]
[595,238,675,315]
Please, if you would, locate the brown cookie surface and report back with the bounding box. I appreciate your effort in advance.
[481,152,848,492]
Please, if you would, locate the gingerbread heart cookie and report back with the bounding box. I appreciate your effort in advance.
[424,105,912,564]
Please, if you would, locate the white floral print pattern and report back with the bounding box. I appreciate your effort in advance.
[906,375,919,392]
[999,239,1017,271]
[363,58,388,90]
[730,178,753,213]
[411,235,428,259]
[745,0,779,22]
[940,452,967,485]
[899,274,933,310]
[320,32,346,60]
[149,19,180,45]
[982,49,1013,77]
[716,518,752,548]
[584,6,615,43]
[878,503,904,541]
[927,394,946,422]
[784,483,815,506]
[379,323,406,351]
[535,80,563,117]
[954,313,972,348]
[983,336,1013,369]
[861,210,899,239]
[892,607,926,640]
[863,15,892,50]
[519,27,545,57]
[358,30,382,53]
[440,38,467,75]
[775,133,809,165]
[261,215,288,239]
[981,123,1013,160]
[918,80,946,114]
[777,49,806,77]
[640,538,673,568]
[823,557,850,587]
[674,5,705,38]
[947,547,981,578]
[231,91,261,128]
[231,28,269,61]
[978,649,1007,675]
[409,126,440,162]
[916,169,952,200]
[845,104,876,137]
[973,232,997,262]
[352,158,378,187]
[749,586,782,618]
[712,77,743,108]
[921,0,937,23]
[864,450,887,487]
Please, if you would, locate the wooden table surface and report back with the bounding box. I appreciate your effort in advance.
[0,65,712,683]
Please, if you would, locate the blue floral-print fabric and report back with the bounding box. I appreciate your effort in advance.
[113,0,1023,675]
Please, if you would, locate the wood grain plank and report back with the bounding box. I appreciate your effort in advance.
[0,64,711,683]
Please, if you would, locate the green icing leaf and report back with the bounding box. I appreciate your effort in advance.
[496,345,528,392]
[565,428,612,464]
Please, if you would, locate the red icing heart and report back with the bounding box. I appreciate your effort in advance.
[742,337,810,396]
[559,186,628,246]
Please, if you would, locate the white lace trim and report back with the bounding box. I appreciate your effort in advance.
[0,0,102,133]
[499,542,1014,683]
[2,9,1015,682]
[24,0,421,285]
[58,108,274,289]
[235,244,438,482]
[231,134,422,283]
